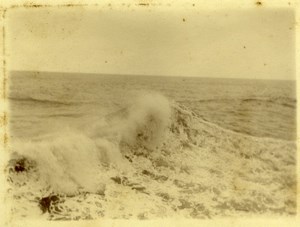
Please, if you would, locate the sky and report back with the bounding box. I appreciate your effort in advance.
[6,7,295,80]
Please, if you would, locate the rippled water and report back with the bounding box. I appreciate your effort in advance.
[9,71,296,140]
[6,71,297,220]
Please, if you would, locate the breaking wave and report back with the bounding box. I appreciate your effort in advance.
[7,93,172,194]
[6,92,297,219]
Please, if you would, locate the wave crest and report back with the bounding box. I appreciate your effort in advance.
[6,92,297,219]
[120,93,171,150]
[7,93,173,194]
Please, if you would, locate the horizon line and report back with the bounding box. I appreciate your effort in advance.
[9,70,296,81]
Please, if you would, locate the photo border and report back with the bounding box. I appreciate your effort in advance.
[0,0,299,226]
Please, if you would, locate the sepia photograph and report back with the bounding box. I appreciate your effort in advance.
[1,0,299,225]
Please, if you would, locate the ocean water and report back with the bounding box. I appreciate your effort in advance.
[6,71,297,220]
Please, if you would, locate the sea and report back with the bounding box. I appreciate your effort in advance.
[5,71,297,220]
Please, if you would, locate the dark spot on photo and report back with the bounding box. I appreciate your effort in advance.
[39,195,60,213]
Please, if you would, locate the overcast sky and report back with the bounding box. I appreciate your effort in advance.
[7,7,295,80]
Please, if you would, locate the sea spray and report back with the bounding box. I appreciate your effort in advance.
[120,92,171,150]
[7,73,297,219]
[8,92,172,195]
[6,93,296,219]
[11,129,108,194]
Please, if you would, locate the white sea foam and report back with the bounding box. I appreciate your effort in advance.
[120,92,171,150]
[8,93,173,194]
[6,92,297,220]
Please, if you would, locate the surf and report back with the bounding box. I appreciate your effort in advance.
[6,92,297,219]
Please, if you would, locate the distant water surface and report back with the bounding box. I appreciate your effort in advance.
[9,71,296,141]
